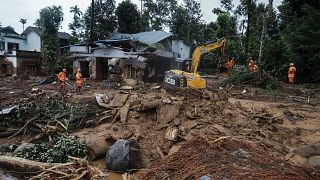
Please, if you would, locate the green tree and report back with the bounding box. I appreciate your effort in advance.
[236,0,257,56]
[39,6,64,74]
[116,0,140,33]
[280,1,320,82]
[69,5,84,42]
[83,0,117,41]
[19,18,27,31]
[141,0,177,31]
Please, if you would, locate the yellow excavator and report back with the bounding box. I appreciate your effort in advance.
[164,37,227,89]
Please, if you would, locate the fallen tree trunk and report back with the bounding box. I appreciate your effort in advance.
[0,130,19,138]
[0,156,60,173]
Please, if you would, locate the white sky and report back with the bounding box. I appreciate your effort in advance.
[0,0,282,34]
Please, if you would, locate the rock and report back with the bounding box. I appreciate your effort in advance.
[173,118,181,126]
[180,121,198,134]
[164,127,179,141]
[12,143,35,155]
[86,136,112,160]
[304,156,320,169]
[106,139,142,172]
[294,144,320,158]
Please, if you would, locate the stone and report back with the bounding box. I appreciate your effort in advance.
[106,139,142,172]
[304,156,320,169]
[164,127,179,141]
[294,143,320,158]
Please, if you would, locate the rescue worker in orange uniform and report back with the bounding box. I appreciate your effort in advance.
[248,57,259,72]
[75,68,84,93]
[58,68,67,92]
[226,57,236,71]
[288,63,296,84]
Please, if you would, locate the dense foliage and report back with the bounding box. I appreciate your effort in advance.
[14,136,87,163]
[39,6,63,74]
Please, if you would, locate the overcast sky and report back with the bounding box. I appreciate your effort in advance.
[0,0,282,34]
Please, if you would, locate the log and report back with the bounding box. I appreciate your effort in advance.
[136,100,161,112]
[0,156,60,172]
[0,130,19,138]
[119,103,130,123]
[85,136,112,160]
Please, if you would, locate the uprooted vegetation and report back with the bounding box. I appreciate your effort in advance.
[14,135,87,163]
[221,65,279,89]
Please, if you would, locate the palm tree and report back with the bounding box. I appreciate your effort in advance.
[20,18,27,31]
[70,5,82,18]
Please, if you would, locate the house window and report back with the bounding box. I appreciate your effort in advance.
[7,42,19,54]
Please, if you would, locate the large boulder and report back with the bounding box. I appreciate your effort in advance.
[294,144,320,158]
[106,139,142,172]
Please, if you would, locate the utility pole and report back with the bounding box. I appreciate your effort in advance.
[90,0,95,44]
[140,0,143,32]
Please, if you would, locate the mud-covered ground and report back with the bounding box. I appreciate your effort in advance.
[0,75,319,179]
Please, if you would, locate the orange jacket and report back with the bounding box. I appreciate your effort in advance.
[248,61,255,70]
[227,59,235,69]
[288,67,296,78]
[58,72,66,82]
[76,72,84,86]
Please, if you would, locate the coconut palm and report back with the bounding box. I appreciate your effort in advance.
[20,18,27,31]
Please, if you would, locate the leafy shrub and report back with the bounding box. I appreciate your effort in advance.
[14,136,87,163]
[221,65,279,89]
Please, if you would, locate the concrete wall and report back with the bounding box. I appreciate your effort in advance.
[25,31,41,51]
[3,37,27,52]
[172,40,191,59]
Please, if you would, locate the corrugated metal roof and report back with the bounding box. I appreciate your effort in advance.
[112,31,172,44]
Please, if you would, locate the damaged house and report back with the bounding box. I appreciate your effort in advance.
[0,26,71,76]
[70,31,190,83]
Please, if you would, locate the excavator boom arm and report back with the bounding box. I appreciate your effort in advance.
[191,37,227,73]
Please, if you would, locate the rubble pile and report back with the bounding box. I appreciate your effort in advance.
[0,76,319,178]
[137,137,318,179]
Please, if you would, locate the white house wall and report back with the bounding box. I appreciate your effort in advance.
[172,40,191,59]
[25,31,41,51]
[3,37,27,51]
